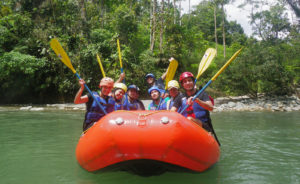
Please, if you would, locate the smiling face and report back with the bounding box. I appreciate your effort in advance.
[169,87,179,98]
[114,89,125,100]
[150,90,160,100]
[128,89,138,100]
[181,77,194,91]
[147,77,154,85]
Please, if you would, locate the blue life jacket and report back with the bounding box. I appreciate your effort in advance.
[193,102,209,123]
[85,92,114,124]
[166,96,185,112]
[127,99,141,110]
[148,98,167,110]
[178,97,188,117]
[114,94,129,111]
[181,96,209,123]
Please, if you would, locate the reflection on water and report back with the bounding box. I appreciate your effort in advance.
[0,110,299,184]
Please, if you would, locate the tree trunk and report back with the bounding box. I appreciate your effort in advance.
[214,5,218,53]
[78,0,88,37]
[286,0,300,17]
[100,0,105,27]
[150,0,152,48]
[173,0,176,24]
[150,0,157,51]
[50,0,56,24]
[179,0,181,26]
[160,0,165,54]
[188,0,190,21]
[222,2,226,58]
[79,0,87,24]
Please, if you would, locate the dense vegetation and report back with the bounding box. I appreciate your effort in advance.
[0,0,299,104]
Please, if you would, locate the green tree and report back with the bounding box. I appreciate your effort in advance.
[250,3,291,41]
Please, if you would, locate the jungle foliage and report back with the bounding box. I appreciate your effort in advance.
[0,0,299,104]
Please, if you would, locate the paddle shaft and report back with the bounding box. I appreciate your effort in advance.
[117,39,125,83]
[208,117,221,146]
[74,73,107,115]
[97,54,106,77]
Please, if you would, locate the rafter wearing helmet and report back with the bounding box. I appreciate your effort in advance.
[179,72,214,133]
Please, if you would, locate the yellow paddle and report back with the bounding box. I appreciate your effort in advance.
[50,38,107,114]
[117,39,125,83]
[194,48,217,84]
[165,58,179,90]
[96,54,106,78]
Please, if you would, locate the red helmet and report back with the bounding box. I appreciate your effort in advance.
[179,72,194,83]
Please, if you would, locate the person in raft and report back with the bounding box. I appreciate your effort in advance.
[111,82,128,110]
[179,72,214,132]
[148,86,167,110]
[165,80,185,112]
[145,71,169,99]
[127,84,145,110]
[74,77,114,131]
[74,73,125,131]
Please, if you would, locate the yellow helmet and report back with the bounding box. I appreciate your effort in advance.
[113,83,127,92]
[167,80,179,90]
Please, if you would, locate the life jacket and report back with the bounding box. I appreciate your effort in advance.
[166,96,183,113]
[127,98,141,110]
[182,96,210,123]
[149,98,167,110]
[85,92,114,124]
[114,95,129,111]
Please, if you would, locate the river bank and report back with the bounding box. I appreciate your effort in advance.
[1,95,299,112]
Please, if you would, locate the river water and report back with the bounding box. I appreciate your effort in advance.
[0,110,299,184]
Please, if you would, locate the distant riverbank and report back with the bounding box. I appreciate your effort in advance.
[1,95,299,112]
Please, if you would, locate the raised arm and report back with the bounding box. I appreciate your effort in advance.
[161,70,167,80]
[115,72,125,84]
[74,79,89,104]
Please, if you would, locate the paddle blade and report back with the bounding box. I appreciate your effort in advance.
[165,58,179,90]
[96,54,106,77]
[50,38,76,74]
[211,47,243,81]
[196,48,217,79]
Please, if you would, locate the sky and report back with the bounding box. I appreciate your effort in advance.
[179,0,294,36]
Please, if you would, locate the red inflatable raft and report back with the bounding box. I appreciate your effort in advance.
[76,110,220,176]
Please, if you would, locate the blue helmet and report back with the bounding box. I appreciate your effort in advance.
[148,86,161,95]
[128,84,140,92]
[145,73,155,80]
